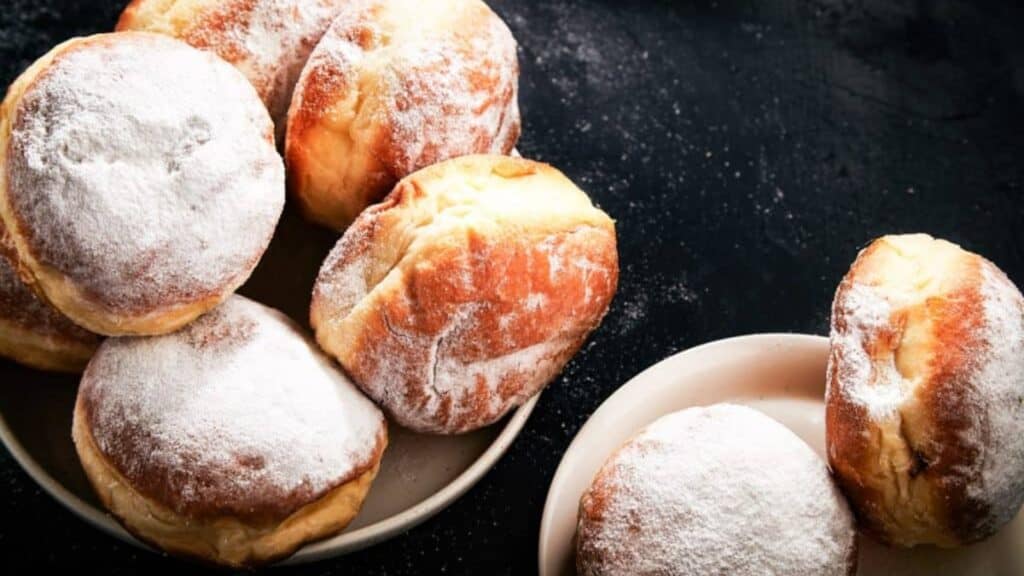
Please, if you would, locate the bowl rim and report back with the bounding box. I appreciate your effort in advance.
[0,387,539,564]
[536,332,828,575]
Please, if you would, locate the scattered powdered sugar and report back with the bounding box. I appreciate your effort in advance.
[827,281,908,417]
[81,296,384,517]
[7,34,284,314]
[577,404,856,576]
[964,264,1024,531]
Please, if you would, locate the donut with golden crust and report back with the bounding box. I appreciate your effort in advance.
[311,155,617,434]
[286,0,521,230]
[827,233,1024,547]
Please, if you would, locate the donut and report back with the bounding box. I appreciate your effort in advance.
[0,243,99,372]
[0,33,284,336]
[310,155,617,434]
[576,404,858,576]
[117,0,348,139]
[72,296,387,567]
[285,0,520,230]
[827,233,1024,547]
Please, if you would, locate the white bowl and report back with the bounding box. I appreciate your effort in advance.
[538,333,1024,576]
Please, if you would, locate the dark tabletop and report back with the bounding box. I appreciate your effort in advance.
[2,0,1023,573]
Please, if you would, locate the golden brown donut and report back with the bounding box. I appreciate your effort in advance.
[576,405,858,576]
[827,233,1024,547]
[117,0,349,139]
[73,296,387,567]
[0,33,284,336]
[286,0,521,230]
[0,240,100,372]
[311,155,617,434]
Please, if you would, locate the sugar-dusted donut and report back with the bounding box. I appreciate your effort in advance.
[0,33,284,336]
[577,404,858,575]
[827,233,1024,546]
[73,296,387,567]
[311,155,617,433]
[286,0,520,230]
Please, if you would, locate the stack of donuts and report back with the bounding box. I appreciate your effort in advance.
[0,0,619,567]
[575,233,1024,575]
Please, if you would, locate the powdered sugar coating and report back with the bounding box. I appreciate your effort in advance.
[303,0,519,174]
[576,404,856,576]
[966,264,1024,535]
[78,296,385,521]
[161,0,346,127]
[5,34,284,316]
[826,283,906,418]
[285,0,520,229]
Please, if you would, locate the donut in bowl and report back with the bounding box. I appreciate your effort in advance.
[285,0,520,230]
[310,155,617,434]
[72,296,387,567]
[827,233,1024,547]
[0,32,284,336]
[576,404,858,576]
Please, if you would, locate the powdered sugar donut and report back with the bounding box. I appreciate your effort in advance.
[576,404,857,576]
[0,243,99,372]
[0,33,284,336]
[286,0,520,230]
[827,233,1024,547]
[73,296,386,567]
[117,0,349,140]
[311,155,617,434]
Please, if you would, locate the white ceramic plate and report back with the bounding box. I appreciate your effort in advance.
[0,207,540,564]
[538,333,1024,576]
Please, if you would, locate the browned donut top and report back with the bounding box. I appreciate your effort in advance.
[78,296,386,524]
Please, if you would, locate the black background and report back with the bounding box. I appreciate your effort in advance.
[2,0,1023,573]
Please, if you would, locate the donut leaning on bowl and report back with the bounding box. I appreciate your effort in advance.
[827,233,1024,547]
[311,155,618,434]
[286,0,521,230]
[73,296,387,568]
[0,32,284,337]
[575,404,858,576]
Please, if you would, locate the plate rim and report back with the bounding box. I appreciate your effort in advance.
[536,332,828,576]
[0,386,539,564]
